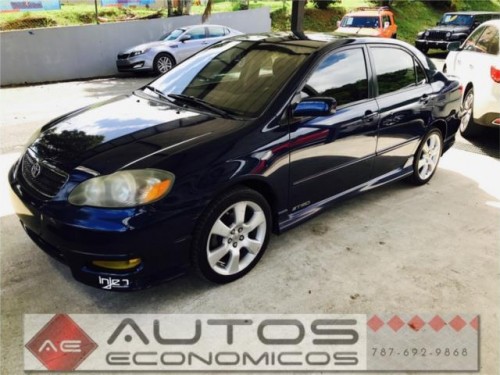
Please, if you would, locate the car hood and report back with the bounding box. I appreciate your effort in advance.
[30,94,246,174]
[121,41,176,54]
[335,27,380,36]
[427,25,470,33]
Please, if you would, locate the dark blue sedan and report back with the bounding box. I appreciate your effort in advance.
[9,34,462,290]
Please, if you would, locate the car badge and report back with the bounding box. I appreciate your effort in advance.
[31,162,42,178]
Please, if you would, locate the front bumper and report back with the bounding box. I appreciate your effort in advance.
[8,162,195,291]
[415,39,451,50]
[116,54,154,72]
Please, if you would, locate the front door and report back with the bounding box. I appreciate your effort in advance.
[289,47,379,212]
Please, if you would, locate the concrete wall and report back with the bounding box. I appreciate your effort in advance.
[0,8,271,86]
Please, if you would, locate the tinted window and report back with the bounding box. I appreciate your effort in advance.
[153,40,312,117]
[305,48,369,106]
[187,27,206,40]
[439,14,473,26]
[371,47,422,95]
[208,26,226,38]
[341,16,379,28]
[476,25,499,55]
[382,15,391,26]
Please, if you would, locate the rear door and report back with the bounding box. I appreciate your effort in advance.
[289,46,379,210]
[368,45,434,177]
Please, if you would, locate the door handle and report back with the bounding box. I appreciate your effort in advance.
[419,94,429,104]
[363,110,378,122]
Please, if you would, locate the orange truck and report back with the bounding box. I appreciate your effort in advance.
[335,7,398,38]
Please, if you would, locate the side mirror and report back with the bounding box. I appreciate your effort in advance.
[447,41,461,51]
[336,20,341,28]
[384,21,390,29]
[436,22,440,26]
[179,34,191,43]
[293,97,337,117]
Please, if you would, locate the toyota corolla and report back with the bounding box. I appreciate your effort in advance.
[9,34,462,291]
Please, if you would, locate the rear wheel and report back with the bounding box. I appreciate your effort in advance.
[153,53,174,75]
[191,187,271,283]
[459,88,482,138]
[409,129,443,185]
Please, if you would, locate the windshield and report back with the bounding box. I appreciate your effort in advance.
[159,28,185,41]
[148,39,314,117]
[438,14,473,26]
[341,16,379,28]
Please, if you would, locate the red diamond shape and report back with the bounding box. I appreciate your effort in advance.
[406,315,425,331]
[470,316,479,331]
[367,315,384,332]
[428,315,446,332]
[387,315,405,332]
[449,315,467,332]
[26,314,97,371]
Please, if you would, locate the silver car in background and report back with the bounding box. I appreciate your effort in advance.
[116,24,242,75]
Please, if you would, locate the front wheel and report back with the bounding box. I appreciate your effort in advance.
[409,129,443,185]
[153,53,174,75]
[191,187,271,283]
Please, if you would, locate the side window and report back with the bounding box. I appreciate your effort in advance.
[382,15,391,26]
[187,27,206,40]
[463,25,486,51]
[476,26,499,55]
[304,48,369,106]
[371,47,421,95]
[208,26,225,38]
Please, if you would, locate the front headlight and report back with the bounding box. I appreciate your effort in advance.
[69,169,175,208]
[446,32,452,39]
[424,31,430,37]
[130,49,149,57]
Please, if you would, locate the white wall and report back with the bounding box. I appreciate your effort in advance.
[0,8,271,86]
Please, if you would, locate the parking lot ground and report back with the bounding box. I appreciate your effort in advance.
[1,76,499,374]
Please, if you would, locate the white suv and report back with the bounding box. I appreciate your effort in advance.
[444,19,500,138]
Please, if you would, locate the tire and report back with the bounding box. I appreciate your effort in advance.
[409,129,443,185]
[191,187,271,283]
[418,46,429,54]
[153,53,174,75]
[459,88,482,138]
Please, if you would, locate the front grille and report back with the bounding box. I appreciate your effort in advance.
[118,53,130,60]
[20,150,69,200]
[426,30,448,41]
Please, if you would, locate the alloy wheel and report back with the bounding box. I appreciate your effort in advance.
[417,133,442,180]
[206,201,267,276]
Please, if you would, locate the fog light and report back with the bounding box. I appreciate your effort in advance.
[133,62,144,69]
[92,258,142,270]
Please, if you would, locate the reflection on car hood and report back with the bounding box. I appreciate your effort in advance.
[120,41,176,54]
[30,95,246,174]
[335,27,381,36]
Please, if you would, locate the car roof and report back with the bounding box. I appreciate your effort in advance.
[480,19,500,27]
[182,24,232,29]
[348,10,392,16]
[444,11,500,15]
[231,33,420,52]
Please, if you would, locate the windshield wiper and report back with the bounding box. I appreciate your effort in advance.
[167,94,232,118]
[143,85,170,101]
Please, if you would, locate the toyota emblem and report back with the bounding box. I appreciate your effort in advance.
[31,162,42,178]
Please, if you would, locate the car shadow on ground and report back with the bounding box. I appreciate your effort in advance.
[457,128,500,159]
